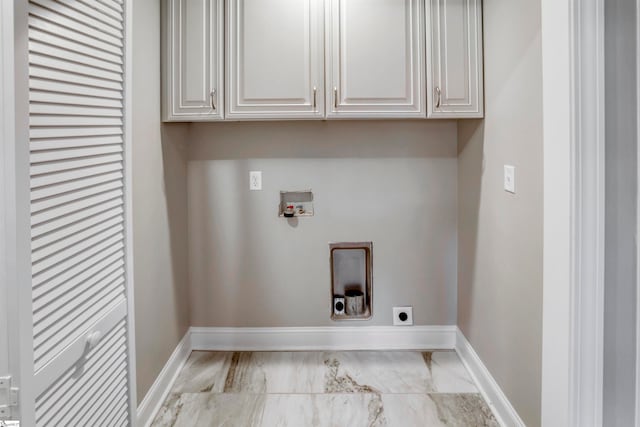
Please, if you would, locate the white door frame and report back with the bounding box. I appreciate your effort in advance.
[0,0,32,423]
[8,0,34,424]
[0,0,14,389]
[123,0,139,421]
[2,0,33,423]
[636,0,640,423]
[541,0,606,426]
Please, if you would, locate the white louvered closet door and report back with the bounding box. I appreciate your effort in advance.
[27,0,134,426]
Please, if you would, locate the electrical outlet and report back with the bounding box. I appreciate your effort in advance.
[249,171,262,191]
[504,165,515,193]
[393,306,413,326]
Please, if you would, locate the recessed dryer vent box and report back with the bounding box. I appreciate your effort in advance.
[330,242,373,320]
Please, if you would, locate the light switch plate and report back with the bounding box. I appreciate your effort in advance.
[504,165,516,193]
[249,171,262,191]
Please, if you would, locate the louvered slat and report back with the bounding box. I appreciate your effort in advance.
[85,384,128,427]
[32,221,124,274]
[31,177,122,212]
[51,356,126,426]
[30,145,123,164]
[30,53,123,84]
[32,234,123,290]
[35,321,129,426]
[31,205,123,254]
[28,0,130,424]
[39,335,124,424]
[33,268,124,324]
[36,324,124,418]
[29,74,123,97]
[29,2,123,45]
[30,115,123,127]
[31,215,123,266]
[28,15,123,57]
[77,0,122,22]
[29,28,123,65]
[31,196,123,237]
[34,256,124,310]
[30,161,122,187]
[78,0,124,22]
[33,294,126,371]
[97,0,123,14]
[32,249,124,314]
[31,135,123,152]
[33,278,124,347]
[72,367,128,426]
[33,279,124,351]
[30,103,124,117]
[30,126,123,141]
[31,154,123,177]
[29,66,122,93]
[29,40,123,73]
[32,194,123,241]
[30,91,124,109]
[48,0,124,30]
[30,169,123,200]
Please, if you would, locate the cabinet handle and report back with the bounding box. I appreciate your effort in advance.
[313,86,317,109]
[86,331,102,350]
[334,87,338,109]
[210,89,217,110]
[435,87,441,109]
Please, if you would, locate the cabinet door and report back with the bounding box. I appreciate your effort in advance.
[427,0,483,118]
[326,0,425,118]
[227,0,324,120]
[163,0,224,121]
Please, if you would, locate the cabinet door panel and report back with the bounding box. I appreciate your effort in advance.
[163,0,224,121]
[227,0,324,119]
[327,0,425,118]
[428,0,483,118]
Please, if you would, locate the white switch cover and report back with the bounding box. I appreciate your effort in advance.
[249,171,262,191]
[504,165,516,193]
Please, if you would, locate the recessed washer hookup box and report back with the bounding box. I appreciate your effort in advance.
[329,242,373,321]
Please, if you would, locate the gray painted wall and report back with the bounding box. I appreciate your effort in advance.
[132,0,190,403]
[187,121,458,327]
[603,0,638,424]
[457,1,544,425]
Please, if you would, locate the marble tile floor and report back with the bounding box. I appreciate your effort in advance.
[151,350,499,427]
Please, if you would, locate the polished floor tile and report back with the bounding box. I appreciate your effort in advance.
[322,350,477,394]
[260,394,385,427]
[383,394,499,427]
[424,351,479,393]
[150,350,497,427]
[223,351,325,393]
[153,393,265,427]
[171,351,233,394]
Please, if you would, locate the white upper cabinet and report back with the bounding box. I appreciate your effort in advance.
[427,0,483,118]
[163,0,224,121]
[326,0,426,118]
[161,0,485,121]
[226,0,325,120]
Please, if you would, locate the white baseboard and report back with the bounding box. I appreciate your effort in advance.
[455,328,525,427]
[136,331,191,427]
[190,325,457,351]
